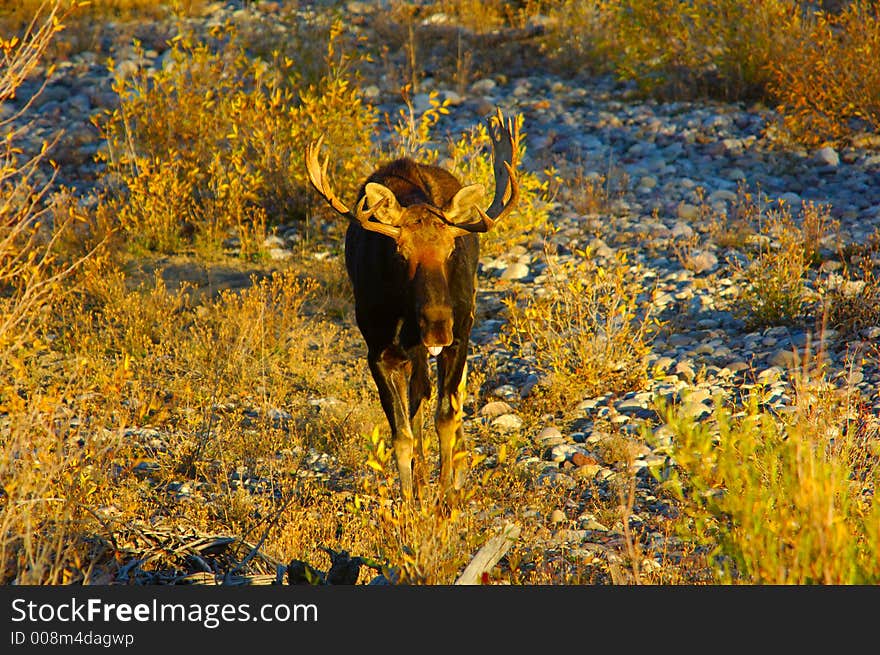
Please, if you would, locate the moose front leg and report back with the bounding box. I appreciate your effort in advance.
[409,351,431,490]
[436,346,469,502]
[369,348,418,500]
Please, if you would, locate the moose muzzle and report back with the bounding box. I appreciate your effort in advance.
[420,304,453,356]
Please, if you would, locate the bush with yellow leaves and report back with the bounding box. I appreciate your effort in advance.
[98,20,376,256]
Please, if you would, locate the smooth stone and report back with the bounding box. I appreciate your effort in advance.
[815,146,840,167]
[492,413,524,431]
[501,262,529,280]
[481,401,515,417]
[677,203,700,220]
[535,425,564,444]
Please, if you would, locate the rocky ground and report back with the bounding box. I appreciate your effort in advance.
[7,1,880,581]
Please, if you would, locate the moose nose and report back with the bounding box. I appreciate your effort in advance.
[420,304,453,353]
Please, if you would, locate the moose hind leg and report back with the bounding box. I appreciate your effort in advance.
[369,349,417,500]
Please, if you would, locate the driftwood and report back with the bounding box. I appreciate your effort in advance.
[99,521,281,585]
[454,523,521,585]
[101,518,520,585]
[180,572,277,586]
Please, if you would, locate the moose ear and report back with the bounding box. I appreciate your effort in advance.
[444,184,485,223]
[364,183,404,226]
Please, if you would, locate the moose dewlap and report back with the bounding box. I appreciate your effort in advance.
[305,108,520,502]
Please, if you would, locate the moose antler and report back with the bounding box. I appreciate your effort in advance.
[485,107,520,221]
[452,108,520,234]
[305,136,401,239]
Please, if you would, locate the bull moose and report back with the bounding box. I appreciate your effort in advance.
[305,108,520,502]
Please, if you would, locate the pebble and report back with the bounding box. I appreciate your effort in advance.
[500,262,530,280]
[470,78,497,95]
[677,203,700,220]
[814,146,840,167]
[492,413,524,431]
[534,425,564,445]
[579,515,609,531]
[481,401,515,418]
[769,348,801,369]
[267,248,293,260]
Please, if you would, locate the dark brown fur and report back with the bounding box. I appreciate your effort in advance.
[345,158,479,500]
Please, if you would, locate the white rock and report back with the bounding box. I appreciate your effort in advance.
[588,237,614,259]
[778,192,802,206]
[480,400,514,417]
[440,89,463,105]
[670,221,694,239]
[677,203,700,220]
[470,78,496,95]
[362,85,381,101]
[501,262,529,280]
[267,248,293,261]
[535,426,564,444]
[815,146,840,167]
[492,413,524,431]
[709,189,738,203]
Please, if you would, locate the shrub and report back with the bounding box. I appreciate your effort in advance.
[383,87,451,164]
[820,244,880,339]
[730,201,835,329]
[501,244,659,406]
[768,1,880,144]
[98,20,376,255]
[545,0,797,100]
[544,0,880,144]
[540,0,621,76]
[446,113,558,256]
[0,1,207,61]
